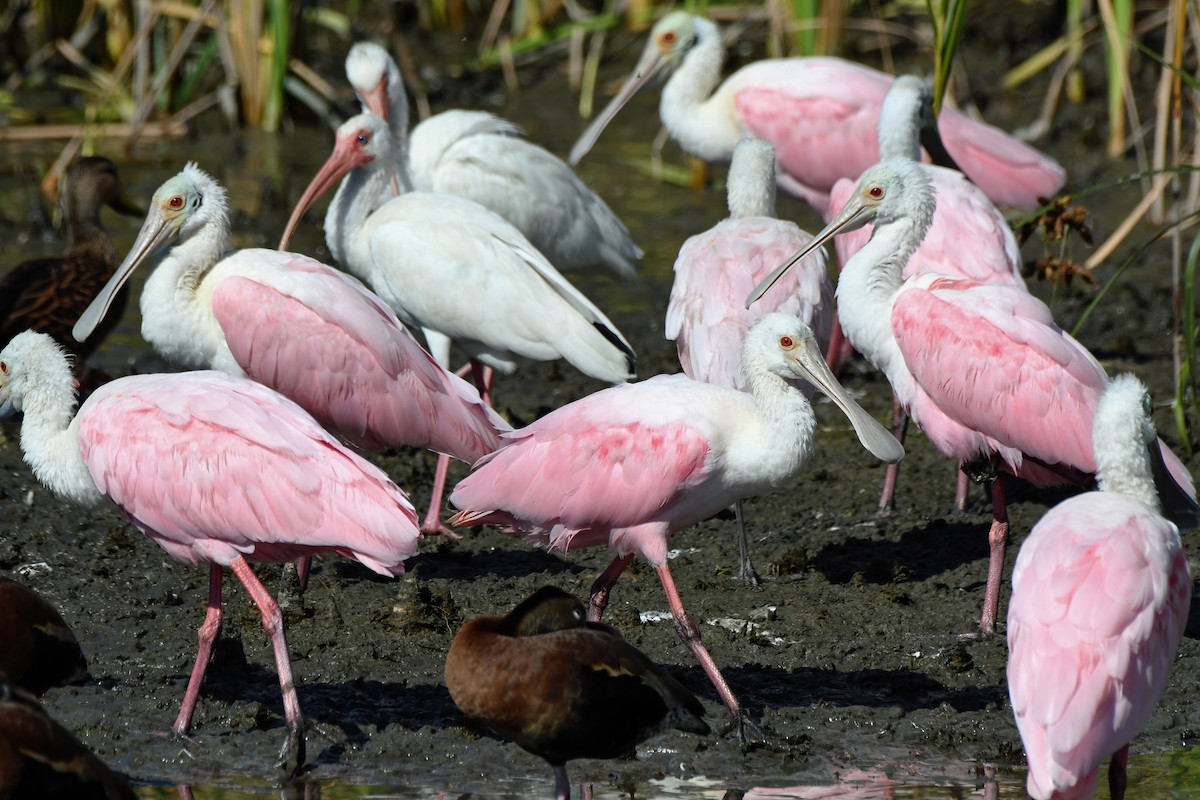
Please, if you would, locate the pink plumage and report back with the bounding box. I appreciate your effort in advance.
[570,13,1064,217]
[1008,374,1193,800]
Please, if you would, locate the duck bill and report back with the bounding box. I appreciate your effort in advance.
[568,42,667,165]
[278,141,372,251]
[920,119,963,174]
[745,198,873,309]
[73,209,177,342]
[108,189,145,218]
[791,336,905,464]
[1149,439,1200,531]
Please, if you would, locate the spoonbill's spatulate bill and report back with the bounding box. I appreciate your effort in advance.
[73,162,508,536]
[1008,374,1196,800]
[747,157,1195,635]
[450,314,903,741]
[665,136,834,583]
[571,11,1065,217]
[0,330,421,770]
[446,586,709,800]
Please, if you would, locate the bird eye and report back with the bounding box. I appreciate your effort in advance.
[0,361,6,374]
[357,131,371,145]
[867,185,884,199]
[1142,393,1152,415]
[779,336,794,348]
[168,195,184,209]
[661,31,677,44]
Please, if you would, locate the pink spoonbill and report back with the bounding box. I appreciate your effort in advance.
[0,330,421,770]
[570,11,1065,217]
[827,75,1027,513]
[1007,373,1197,800]
[449,313,904,740]
[746,157,1194,636]
[345,41,643,277]
[278,113,637,405]
[665,136,834,583]
[73,163,508,536]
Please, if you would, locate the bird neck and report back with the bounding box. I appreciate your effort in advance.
[659,21,741,163]
[741,350,816,473]
[15,359,102,508]
[64,197,107,249]
[1094,425,1161,510]
[324,161,389,267]
[726,159,776,219]
[877,85,923,162]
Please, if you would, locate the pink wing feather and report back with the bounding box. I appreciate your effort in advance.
[1008,493,1190,799]
[77,371,419,576]
[892,278,1106,476]
[212,250,507,461]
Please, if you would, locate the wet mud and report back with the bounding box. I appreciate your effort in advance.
[2,3,1198,797]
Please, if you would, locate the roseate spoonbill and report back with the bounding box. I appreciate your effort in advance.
[449,314,904,739]
[0,330,421,769]
[665,137,834,583]
[570,11,1065,217]
[0,157,141,372]
[345,41,643,277]
[445,586,709,800]
[72,163,508,536]
[278,113,637,403]
[746,158,1195,635]
[1007,374,1197,800]
[0,683,137,800]
[827,75,1026,513]
[0,576,89,695]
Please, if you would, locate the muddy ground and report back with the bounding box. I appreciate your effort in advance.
[2,2,1199,797]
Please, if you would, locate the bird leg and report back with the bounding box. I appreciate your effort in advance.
[825,318,847,373]
[732,500,760,586]
[655,562,761,745]
[954,468,970,512]
[455,360,495,408]
[876,394,908,514]
[1109,744,1129,800]
[976,476,1010,637]
[587,553,633,623]
[553,764,571,800]
[419,453,460,537]
[173,564,224,737]
[227,556,306,773]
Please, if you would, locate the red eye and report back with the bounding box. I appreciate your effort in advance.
[168,195,184,209]
[0,361,7,374]
[779,336,793,348]
[868,185,884,199]
[661,31,676,44]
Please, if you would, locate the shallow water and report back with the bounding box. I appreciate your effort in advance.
[2,6,1199,800]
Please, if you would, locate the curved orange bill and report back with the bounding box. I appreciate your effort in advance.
[278,138,375,251]
[568,39,667,166]
[73,206,178,342]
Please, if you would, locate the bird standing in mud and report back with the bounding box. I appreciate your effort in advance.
[0,330,422,771]
[746,158,1195,636]
[0,156,142,377]
[73,162,508,537]
[1007,374,1196,800]
[450,314,903,740]
[665,136,834,583]
[570,11,1065,216]
[445,586,709,800]
[825,75,1027,513]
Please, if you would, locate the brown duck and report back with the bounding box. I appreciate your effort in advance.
[445,586,709,800]
[0,156,141,373]
[0,576,89,696]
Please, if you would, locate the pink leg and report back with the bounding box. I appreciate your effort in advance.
[876,393,908,514]
[419,453,459,537]
[295,556,311,591]
[470,361,495,407]
[826,317,847,373]
[173,564,223,736]
[655,562,758,743]
[954,467,970,512]
[553,764,571,800]
[587,553,633,623]
[1109,744,1129,800]
[227,556,306,772]
[976,478,1010,636]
